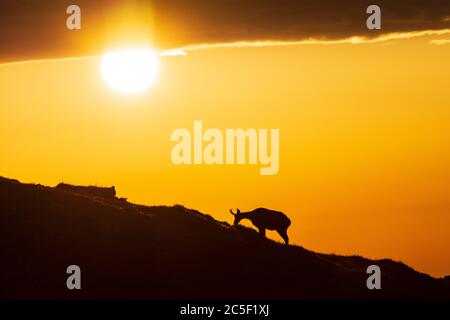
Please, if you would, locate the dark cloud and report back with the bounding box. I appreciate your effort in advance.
[0,0,449,62]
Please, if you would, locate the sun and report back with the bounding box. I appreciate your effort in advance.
[101,48,159,94]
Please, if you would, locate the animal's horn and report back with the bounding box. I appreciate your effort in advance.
[229,209,236,216]
[237,208,241,213]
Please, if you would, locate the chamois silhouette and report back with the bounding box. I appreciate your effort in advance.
[230,208,291,244]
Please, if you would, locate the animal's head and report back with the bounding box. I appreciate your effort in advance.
[229,208,243,226]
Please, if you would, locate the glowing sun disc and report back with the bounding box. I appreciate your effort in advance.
[101,49,159,94]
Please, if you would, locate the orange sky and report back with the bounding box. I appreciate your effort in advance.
[1,34,449,277]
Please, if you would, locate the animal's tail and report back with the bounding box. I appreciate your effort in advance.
[286,217,292,228]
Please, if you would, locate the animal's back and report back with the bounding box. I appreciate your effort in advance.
[250,208,291,229]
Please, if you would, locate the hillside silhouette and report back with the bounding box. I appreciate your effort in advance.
[0,176,449,299]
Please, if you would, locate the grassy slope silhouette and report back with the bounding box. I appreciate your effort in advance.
[0,176,449,299]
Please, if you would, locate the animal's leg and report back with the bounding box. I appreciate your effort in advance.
[278,228,289,244]
[258,227,266,237]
